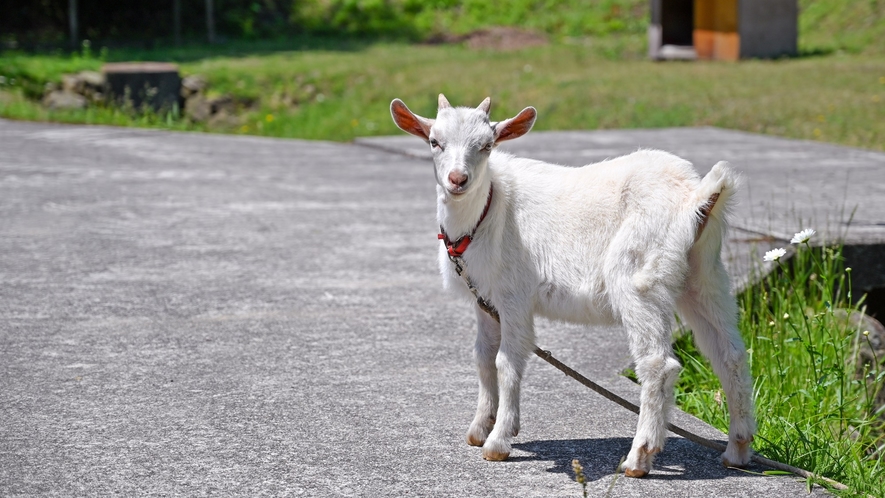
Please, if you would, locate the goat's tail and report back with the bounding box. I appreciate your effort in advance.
[692,161,740,248]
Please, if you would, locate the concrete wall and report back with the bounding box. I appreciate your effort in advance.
[739,0,798,58]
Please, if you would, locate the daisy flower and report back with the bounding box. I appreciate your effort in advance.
[763,248,787,262]
[791,228,816,244]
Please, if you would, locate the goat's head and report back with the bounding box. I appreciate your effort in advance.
[390,94,536,197]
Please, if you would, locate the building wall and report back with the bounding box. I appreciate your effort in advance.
[739,0,798,58]
[695,0,739,60]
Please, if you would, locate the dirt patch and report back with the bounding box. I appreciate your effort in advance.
[427,27,548,51]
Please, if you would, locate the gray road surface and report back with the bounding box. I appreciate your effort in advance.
[5,119,881,496]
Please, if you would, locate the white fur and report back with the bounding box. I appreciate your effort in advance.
[390,95,756,476]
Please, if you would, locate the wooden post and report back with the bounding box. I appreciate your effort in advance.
[206,0,216,44]
[69,0,78,49]
[173,0,182,46]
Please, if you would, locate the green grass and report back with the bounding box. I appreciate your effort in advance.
[1,0,884,147]
[2,39,884,150]
[799,0,885,56]
[674,238,885,497]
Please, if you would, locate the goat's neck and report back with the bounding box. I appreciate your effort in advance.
[437,174,493,239]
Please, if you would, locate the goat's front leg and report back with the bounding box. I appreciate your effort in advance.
[482,310,534,461]
[466,305,501,447]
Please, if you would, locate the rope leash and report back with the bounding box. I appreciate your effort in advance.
[448,252,853,493]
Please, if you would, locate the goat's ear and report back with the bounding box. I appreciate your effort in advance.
[438,94,452,110]
[494,106,536,143]
[478,97,491,115]
[390,99,434,141]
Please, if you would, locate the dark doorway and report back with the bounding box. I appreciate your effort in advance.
[661,0,694,47]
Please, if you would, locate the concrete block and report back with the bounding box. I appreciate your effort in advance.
[102,62,181,112]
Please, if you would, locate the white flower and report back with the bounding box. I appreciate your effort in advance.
[791,228,816,244]
[763,248,787,262]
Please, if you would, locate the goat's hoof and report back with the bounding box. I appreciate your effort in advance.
[623,467,648,478]
[482,439,511,461]
[466,433,486,447]
[721,456,747,469]
[622,445,659,478]
[466,419,494,447]
[722,437,753,468]
[482,449,510,461]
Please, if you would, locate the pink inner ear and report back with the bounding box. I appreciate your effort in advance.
[496,108,536,142]
[391,101,432,140]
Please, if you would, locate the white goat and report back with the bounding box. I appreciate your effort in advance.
[390,94,755,477]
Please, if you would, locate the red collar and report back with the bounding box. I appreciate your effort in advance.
[438,184,494,258]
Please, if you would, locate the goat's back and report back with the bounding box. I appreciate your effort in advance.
[472,149,715,323]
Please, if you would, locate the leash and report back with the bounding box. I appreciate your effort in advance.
[445,250,853,492]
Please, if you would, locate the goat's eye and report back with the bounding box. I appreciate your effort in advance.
[482,143,493,152]
[430,138,441,149]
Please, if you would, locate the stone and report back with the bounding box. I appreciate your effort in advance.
[184,94,211,122]
[207,109,241,128]
[184,93,237,122]
[61,74,80,93]
[60,71,105,97]
[181,75,207,98]
[42,90,87,110]
[78,71,105,92]
[208,95,234,114]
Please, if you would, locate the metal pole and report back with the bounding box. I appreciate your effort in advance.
[206,0,215,44]
[173,0,182,46]
[69,0,78,49]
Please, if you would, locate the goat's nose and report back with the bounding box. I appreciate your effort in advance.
[448,171,468,187]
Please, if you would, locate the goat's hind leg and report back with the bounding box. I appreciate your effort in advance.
[622,308,682,478]
[466,305,501,447]
[677,287,756,468]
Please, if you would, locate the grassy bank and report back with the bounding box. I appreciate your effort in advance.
[2,40,884,150]
[675,237,885,496]
[1,0,884,148]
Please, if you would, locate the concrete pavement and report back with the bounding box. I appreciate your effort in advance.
[5,119,882,496]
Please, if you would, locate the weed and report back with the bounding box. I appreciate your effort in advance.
[572,458,588,497]
[674,229,885,496]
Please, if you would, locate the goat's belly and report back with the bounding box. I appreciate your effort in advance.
[534,288,616,326]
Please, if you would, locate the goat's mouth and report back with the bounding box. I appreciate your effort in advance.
[446,185,469,196]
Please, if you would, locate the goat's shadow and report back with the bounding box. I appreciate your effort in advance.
[512,437,768,483]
